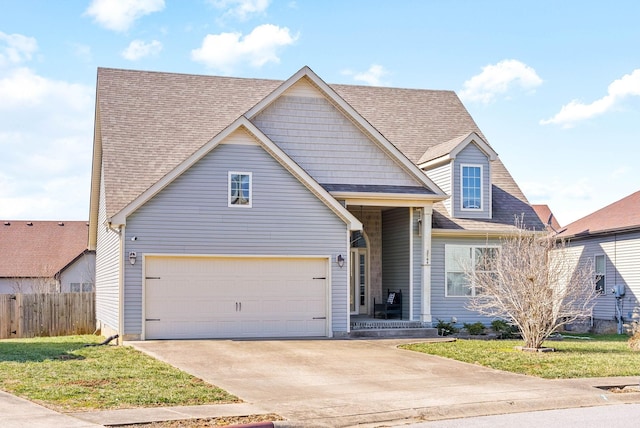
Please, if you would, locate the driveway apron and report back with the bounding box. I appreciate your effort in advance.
[130,339,620,427]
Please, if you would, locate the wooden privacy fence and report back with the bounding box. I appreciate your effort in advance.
[0,293,95,339]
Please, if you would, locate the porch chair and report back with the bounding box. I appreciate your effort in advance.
[373,289,402,319]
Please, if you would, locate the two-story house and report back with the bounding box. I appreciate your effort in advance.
[89,66,543,340]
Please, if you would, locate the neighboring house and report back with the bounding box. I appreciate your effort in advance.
[89,66,543,341]
[532,204,562,233]
[556,191,640,333]
[0,221,95,293]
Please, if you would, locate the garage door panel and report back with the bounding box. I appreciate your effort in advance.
[145,256,328,339]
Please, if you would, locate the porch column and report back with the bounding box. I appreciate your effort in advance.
[420,205,433,323]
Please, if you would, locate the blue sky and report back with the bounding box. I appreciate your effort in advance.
[1,0,639,226]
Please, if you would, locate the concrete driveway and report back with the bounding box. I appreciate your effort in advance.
[130,339,634,427]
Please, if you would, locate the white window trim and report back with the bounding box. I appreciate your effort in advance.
[594,254,606,295]
[445,244,499,297]
[460,163,483,211]
[228,171,252,208]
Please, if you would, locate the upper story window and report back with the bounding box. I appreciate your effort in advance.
[461,164,482,210]
[228,172,252,207]
[595,254,605,294]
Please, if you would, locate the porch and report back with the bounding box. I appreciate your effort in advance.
[346,205,433,324]
[348,315,438,338]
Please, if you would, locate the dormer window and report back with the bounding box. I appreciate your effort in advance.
[461,164,482,210]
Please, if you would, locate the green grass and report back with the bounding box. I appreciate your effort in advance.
[0,335,238,411]
[402,334,640,379]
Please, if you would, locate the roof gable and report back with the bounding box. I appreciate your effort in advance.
[110,117,363,231]
[246,66,445,195]
[559,190,640,238]
[0,221,89,278]
[94,68,282,219]
[418,132,498,167]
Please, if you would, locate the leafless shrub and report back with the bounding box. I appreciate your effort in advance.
[466,217,598,349]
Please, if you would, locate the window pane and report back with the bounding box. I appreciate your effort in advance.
[240,174,250,202]
[462,166,481,209]
[595,255,605,274]
[230,173,250,205]
[595,255,605,294]
[447,272,471,296]
[446,246,471,271]
[475,247,497,271]
[351,231,367,248]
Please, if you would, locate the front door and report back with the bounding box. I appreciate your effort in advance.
[350,231,368,315]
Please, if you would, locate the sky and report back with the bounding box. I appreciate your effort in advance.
[1,0,639,227]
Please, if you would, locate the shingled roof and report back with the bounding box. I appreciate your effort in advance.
[532,204,562,232]
[557,190,640,238]
[93,66,540,232]
[0,221,89,278]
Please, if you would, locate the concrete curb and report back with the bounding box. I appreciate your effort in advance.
[68,403,272,426]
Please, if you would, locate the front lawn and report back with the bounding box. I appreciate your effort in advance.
[0,335,238,411]
[402,334,640,379]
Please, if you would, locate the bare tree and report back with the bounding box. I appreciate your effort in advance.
[465,220,598,349]
[10,263,59,294]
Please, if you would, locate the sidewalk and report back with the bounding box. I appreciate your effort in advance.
[0,390,102,428]
[0,389,278,428]
[68,402,274,426]
[3,379,640,428]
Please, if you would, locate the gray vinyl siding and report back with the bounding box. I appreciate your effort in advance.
[95,171,121,333]
[124,139,349,337]
[430,236,500,325]
[564,232,640,322]
[424,162,452,215]
[252,95,421,187]
[382,208,410,319]
[452,144,491,220]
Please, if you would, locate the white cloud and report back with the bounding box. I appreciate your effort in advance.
[0,32,37,66]
[191,24,297,72]
[460,59,543,104]
[610,165,631,180]
[0,67,92,110]
[342,64,390,86]
[540,69,640,127]
[523,177,593,202]
[211,0,270,20]
[122,39,163,60]
[71,43,93,62]
[0,35,94,220]
[85,0,165,32]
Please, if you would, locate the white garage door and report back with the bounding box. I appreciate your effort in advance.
[144,256,329,339]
